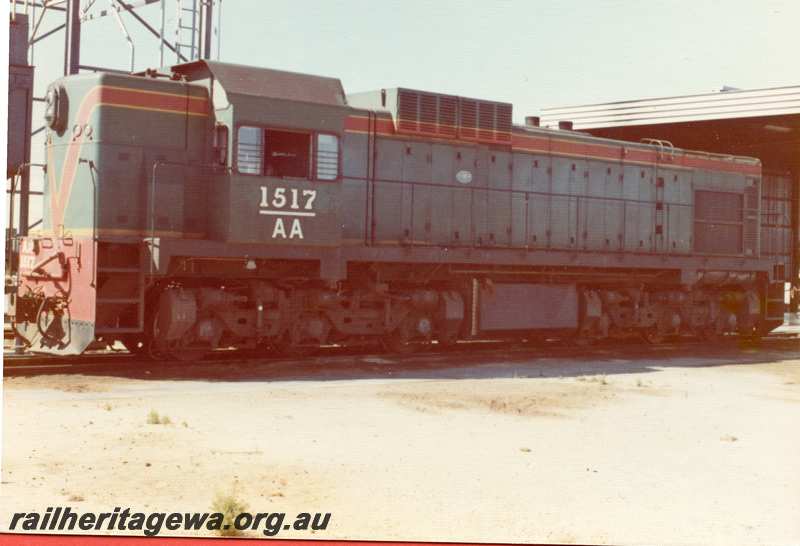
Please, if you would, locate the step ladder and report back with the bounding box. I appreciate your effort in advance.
[175,0,201,62]
[765,279,786,322]
[95,242,146,335]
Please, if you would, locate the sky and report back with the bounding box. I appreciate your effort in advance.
[5,0,800,223]
[23,0,800,116]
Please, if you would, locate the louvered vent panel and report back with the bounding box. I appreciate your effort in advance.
[695,191,742,222]
[439,96,458,137]
[694,190,744,255]
[395,89,512,144]
[459,99,512,144]
[495,104,513,143]
[695,224,743,255]
[397,91,419,133]
[396,89,470,139]
[458,98,478,140]
[478,104,495,141]
[419,93,438,135]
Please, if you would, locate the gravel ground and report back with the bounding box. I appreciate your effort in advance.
[2,341,799,545]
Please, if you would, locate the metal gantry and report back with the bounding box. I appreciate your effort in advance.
[6,0,222,240]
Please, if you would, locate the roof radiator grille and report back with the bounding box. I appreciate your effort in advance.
[460,98,512,144]
[458,98,478,140]
[396,89,511,144]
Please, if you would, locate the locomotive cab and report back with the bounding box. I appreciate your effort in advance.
[172,61,347,248]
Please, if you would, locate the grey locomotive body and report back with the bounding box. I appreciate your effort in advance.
[14,61,789,356]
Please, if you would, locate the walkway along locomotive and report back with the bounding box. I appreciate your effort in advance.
[12,61,790,357]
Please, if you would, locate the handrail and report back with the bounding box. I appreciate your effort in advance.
[341,173,704,255]
[109,0,135,73]
[640,138,676,161]
[343,172,694,208]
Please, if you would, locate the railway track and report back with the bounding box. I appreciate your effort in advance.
[3,333,797,379]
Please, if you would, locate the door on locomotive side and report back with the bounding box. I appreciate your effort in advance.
[340,123,370,244]
[487,149,513,247]
[549,156,576,249]
[569,157,589,250]
[471,146,491,246]
[604,162,625,251]
[654,167,685,254]
[510,151,531,249]
[430,143,456,246]
[405,141,433,245]
[372,138,406,244]
[524,151,552,249]
[452,145,478,246]
[585,159,611,251]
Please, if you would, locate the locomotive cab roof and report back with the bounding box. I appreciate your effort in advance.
[170,60,347,107]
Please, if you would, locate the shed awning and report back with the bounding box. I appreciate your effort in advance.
[539,85,800,172]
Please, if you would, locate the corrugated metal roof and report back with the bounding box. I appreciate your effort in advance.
[540,85,800,129]
[172,60,347,106]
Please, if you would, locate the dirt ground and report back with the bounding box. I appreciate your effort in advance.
[2,341,799,544]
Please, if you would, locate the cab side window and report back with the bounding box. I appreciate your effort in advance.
[316,134,339,180]
[265,129,311,178]
[237,126,263,174]
[236,126,339,181]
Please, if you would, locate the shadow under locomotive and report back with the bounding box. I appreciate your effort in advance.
[5,337,798,384]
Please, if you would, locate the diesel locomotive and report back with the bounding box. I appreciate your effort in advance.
[12,60,791,357]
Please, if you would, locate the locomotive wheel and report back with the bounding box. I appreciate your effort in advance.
[382,314,433,355]
[273,315,328,358]
[142,313,211,362]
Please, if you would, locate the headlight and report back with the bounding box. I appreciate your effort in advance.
[44,84,67,133]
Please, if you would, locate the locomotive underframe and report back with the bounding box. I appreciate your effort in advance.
[14,235,776,357]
